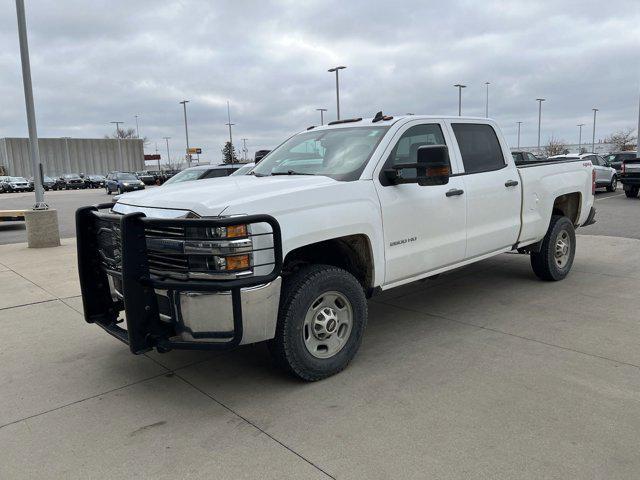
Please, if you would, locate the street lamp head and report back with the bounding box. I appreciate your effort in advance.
[179,100,189,105]
[592,108,599,112]
[454,84,467,88]
[536,98,546,102]
[328,66,346,72]
[316,108,327,112]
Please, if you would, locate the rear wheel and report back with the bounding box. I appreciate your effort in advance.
[607,175,617,192]
[625,186,639,198]
[530,215,576,281]
[268,264,367,381]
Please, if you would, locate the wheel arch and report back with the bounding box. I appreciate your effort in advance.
[552,192,582,226]
[282,234,376,296]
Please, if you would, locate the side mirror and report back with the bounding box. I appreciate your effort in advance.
[416,145,450,186]
[383,145,451,186]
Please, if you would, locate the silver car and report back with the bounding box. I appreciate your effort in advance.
[550,153,617,192]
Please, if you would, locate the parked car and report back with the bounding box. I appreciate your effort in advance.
[77,114,596,381]
[511,150,547,166]
[550,153,617,192]
[136,171,156,185]
[85,175,107,188]
[60,173,86,190]
[230,162,255,176]
[602,151,637,172]
[619,156,640,198]
[0,176,11,193]
[28,176,59,191]
[254,149,271,163]
[2,176,30,192]
[162,163,245,186]
[105,172,145,195]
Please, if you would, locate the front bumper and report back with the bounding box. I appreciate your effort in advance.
[76,204,283,353]
[121,184,145,192]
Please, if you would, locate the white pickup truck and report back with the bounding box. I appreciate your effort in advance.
[77,114,596,381]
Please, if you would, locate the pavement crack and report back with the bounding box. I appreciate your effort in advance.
[175,374,337,480]
[0,371,170,431]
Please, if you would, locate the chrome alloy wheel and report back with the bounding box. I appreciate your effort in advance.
[554,230,571,268]
[303,291,353,359]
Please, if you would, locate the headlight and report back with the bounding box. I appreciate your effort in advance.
[123,182,129,186]
[139,181,144,185]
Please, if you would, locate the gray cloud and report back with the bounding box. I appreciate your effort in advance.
[1,0,639,163]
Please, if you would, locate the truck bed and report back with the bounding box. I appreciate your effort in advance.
[517,158,594,246]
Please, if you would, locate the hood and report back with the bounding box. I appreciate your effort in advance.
[116,174,339,216]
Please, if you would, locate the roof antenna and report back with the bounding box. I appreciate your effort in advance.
[372,111,393,123]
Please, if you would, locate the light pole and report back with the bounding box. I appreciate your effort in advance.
[454,84,466,116]
[134,114,140,138]
[328,66,346,120]
[110,121,124,170]
[316,108,327,125]
[485,82,490,118]
[163,136,171,170]
[516,122,523,149]
[15,0,46,209]
[225,100,235,163]
[591,108,598,153]
[241,138,248,162]
[577,124,585,153]
[179,100,190,167]
[536,98,545,153]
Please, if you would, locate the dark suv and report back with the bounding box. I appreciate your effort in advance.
[105,172,145,195]
[602,152,637,172]
[60,173,86,189]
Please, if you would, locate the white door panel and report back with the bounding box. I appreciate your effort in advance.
[376,179,466,283]
[462,169,521,257]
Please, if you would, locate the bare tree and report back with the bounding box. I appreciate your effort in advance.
[605,128,637,151]
[105,128,150,146]
[543,136,568,157]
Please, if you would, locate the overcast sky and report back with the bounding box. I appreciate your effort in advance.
[1,0,639,162]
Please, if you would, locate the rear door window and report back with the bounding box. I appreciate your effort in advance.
[452,124,506,174]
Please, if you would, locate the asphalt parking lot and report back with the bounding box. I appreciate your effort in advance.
[1,187,640,479]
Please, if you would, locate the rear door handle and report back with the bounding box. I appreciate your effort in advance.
[446,188,464,197]
[505,180,519,187]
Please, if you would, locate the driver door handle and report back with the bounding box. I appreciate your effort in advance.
[446,188,464,197]
[505,180,519,187]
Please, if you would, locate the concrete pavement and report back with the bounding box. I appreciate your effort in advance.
[1,235,639,479]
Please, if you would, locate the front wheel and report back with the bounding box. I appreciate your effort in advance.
[625,186,639,198]
[268,264,367,381]
[530,215,576,281]
[607,176,617,192]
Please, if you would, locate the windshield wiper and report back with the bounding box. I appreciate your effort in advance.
[271,170,314,176]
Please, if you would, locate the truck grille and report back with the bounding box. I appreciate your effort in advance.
[96,218,190,276]
[145,224,188,274]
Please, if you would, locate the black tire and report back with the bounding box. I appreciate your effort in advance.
[530,215,576,281]
[606,176,617,192]
[625,186,639,198]
[268,264,367,381]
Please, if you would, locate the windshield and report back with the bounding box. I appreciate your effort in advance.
[252,126,389,181]
[64,174,80,179]
[10,177,27,182]
[163,169,206,185]
[117,173,138,181]
[231,163,255,176]
[605,153,636,162]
